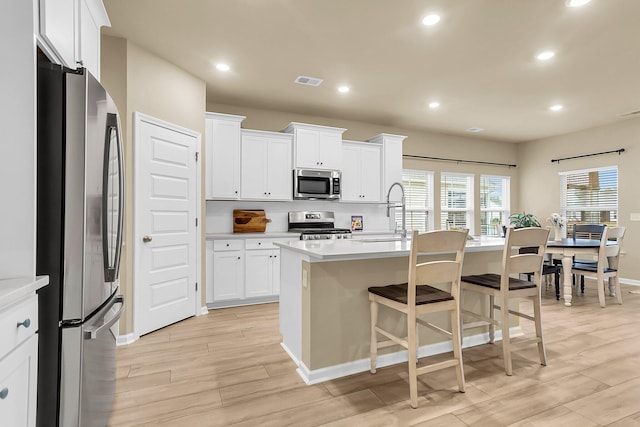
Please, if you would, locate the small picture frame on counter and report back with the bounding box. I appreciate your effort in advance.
[351,215,363,231]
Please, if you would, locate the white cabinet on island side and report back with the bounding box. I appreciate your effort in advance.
[240,130,292,201]
[205,112,246,200]
[283,122,346,170]
[341,141,381,202]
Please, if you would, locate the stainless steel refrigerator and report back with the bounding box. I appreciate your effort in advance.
[36,62,125,427]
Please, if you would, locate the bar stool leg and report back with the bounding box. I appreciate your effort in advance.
[369,300,378,373]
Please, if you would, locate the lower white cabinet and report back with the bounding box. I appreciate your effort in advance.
[0,294,39,427]
[208,237,289,307]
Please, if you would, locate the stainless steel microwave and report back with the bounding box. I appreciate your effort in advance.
[293,169,341,200]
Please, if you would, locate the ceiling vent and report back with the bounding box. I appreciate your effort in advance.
[294,75,323,87]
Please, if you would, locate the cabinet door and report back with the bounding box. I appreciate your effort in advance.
[240,134,268,199]
[207,118,241,199]
[318,131,342,170]
[78,0,100,79]
[39,0,77,69]
[205,240,214,304]
[0,335,38,427]
[294,128,320,169]
[266,137,292,200]
[360,145,382,201]
[271,251,280,295]
[340,144,362,202]
[245,250,275,298]
[212,252,244,301]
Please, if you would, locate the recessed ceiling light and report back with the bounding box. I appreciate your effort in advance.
[536,51,555,61]
[549,104,564,111]
[428,101,440,109]
[338,86,350,93]
[422,14,441,26]
[566,0,591,7]
[466,127,484,133]
[216,63,230,72]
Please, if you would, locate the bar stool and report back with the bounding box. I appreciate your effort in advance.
[460,227,549,376]
[368,229,468,408]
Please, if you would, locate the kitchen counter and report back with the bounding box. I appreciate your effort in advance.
[274,235,505,261]
[0,276,49,310]
[206,232,301,239]
[276,236,506,385]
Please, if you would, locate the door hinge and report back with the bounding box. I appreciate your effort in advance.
[195,282,198,291]
[195,218,198,227]
[195,152,199,162]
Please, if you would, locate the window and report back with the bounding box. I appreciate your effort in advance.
[560,166,618,230]
[441,173,474,231]
[396,169,434,232]
[480,175,510,236]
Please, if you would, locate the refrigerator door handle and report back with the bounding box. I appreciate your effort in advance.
[102,112,125,283]
[83,295,125,340]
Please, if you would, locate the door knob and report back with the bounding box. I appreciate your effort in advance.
[142,235,153,243]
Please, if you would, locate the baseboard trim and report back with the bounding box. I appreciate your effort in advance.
[207,296,279,309]
[116,332,138,346]
[620,278,640,286]
[291,327,523,385]
[198,305,209,316]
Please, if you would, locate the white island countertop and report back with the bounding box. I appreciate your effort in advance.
[274,236,505,261]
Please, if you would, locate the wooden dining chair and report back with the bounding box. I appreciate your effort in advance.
[572,224,606,292]
[460,227,549,376]
[519,246,562,300]
[572,226,625,308]
[368,229,468,409]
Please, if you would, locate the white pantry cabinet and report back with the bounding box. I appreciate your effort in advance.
[205,113,246,200]
[240,130,292,201]
[283,122,346,170]
[341,141,382,202]
[38,0,110,80]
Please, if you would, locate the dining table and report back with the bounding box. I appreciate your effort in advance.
[546,238,603,306]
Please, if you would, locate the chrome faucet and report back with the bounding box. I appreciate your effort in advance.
[386,182,407,239]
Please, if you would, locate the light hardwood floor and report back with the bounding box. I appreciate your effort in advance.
[110,283,640,426]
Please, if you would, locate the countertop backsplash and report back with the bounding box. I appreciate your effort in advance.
[205,200,393,234]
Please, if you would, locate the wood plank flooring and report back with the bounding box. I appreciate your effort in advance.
[110,283,640,426]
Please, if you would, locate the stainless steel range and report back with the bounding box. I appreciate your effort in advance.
[288,211,352,240]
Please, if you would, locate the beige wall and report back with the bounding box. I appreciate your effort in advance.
[102,36,207,335]
[517,117,640,281]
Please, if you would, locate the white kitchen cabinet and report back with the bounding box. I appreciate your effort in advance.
[0,294,39,427]
[205,113,246,200]
[240,130,292,201]
[244,249,279,298]
[283,122,346,170]
[368,133,406,196]
[38,0,110,79]
[341,141,382,202]
[212,243,244,302]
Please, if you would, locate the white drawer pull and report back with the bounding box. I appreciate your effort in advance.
[17,318,31,329]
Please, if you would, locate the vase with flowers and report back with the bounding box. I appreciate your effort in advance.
[547,213,566,240]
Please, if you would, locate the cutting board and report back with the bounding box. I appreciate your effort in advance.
[233,209,272,233]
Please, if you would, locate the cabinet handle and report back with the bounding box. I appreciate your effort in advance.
[226,243,230,247]
[17,318,31,329]
[258,242,261,245]
[0,388,7,399]
[237,256,241,260]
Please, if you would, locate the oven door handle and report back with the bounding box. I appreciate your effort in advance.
[83,295,125,340]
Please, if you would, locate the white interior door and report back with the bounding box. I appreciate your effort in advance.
[135,113,200,336]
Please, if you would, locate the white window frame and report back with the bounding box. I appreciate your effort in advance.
[559,166,618,229]
[396,169,434,232]
[480,174,510,236]
[440,172,474,232]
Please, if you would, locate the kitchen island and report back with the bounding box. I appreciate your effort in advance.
[274,236,506,384]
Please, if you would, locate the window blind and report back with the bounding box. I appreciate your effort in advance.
[441,173,474,230]
[397,169,434,232]
[560,166,618,226]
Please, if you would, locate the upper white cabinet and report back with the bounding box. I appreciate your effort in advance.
[38,0,110,80]
[368,133,406,195]
[240,130,292,201]
[283,122,346,170]
[341,141,382,202]
[205,112,246,200]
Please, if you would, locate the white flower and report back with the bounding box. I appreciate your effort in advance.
[547,213,566,228]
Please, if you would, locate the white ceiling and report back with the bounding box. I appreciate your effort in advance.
[102,0,640,143]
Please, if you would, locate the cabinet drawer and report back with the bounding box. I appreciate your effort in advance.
[245,239,281,250]
[0,295,38,360]
[213,240,244,251]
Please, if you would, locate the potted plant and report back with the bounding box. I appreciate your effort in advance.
[508,212,541,228]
